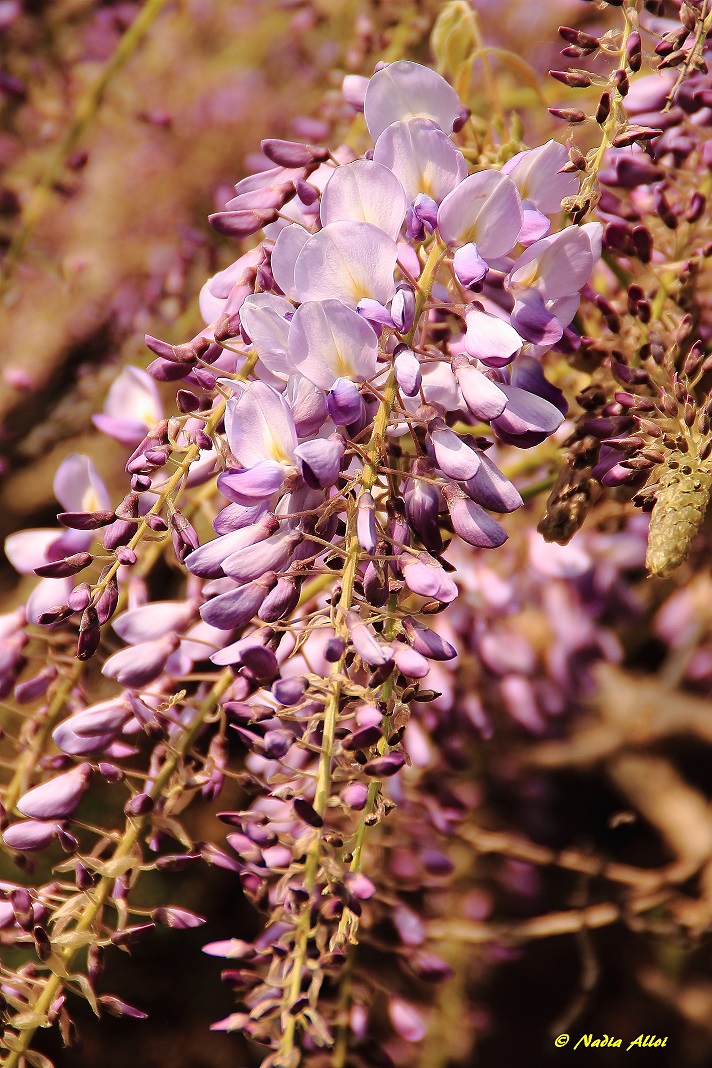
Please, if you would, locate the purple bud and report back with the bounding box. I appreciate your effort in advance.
[3,820,60,852]
[272,677,306,705]
[391,284,415,334]
[124,792,154,817]
[357,491,377,554]
[14,666,57,705]
[442,483,508,548]
[57,511,115,530]
[452,243,488,288]
[261,138,329,168]
[200,572,278,630]
[17,765,90,820]
[221,531,301,585]
[102,635,180,688]
[170,511,200,564]
[257,576,300,623]
[341,781,369,809]
[34,552,92,579]
[324,637,346,662]
[363,753,405,777]
[327,378,364,426]
[95,575,118,625]
[209,208,278,238]
[403,617,456,661]
[429,421,481,481]
[99,996,148,1020]
[394,346,421,397]
[293,798,323,828]
[152,907,206,929]
[404,459,442,553]
[185,515,279,579]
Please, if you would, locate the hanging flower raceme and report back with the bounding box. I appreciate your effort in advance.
[1,44,607,1068]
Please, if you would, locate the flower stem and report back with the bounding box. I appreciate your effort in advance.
[1,668,234,1067]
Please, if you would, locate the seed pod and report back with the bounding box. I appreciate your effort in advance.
[646,452,712,576]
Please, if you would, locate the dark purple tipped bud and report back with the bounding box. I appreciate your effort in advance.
[409,951,455,983]
[111,923,155,946]
[363,753,405,777]
[272,677,306,706]
[405,458,442,553]
[125,792,154,817]
[38,604,74,625]
[613,68,629,96]
[95,574,118,625]
[558,26,600,50]
[357,491,377,554]
[176,389,201,414]
[631,225,653,262]
[77,606,101,661]
[10,887,33,928]
[257,575,300,623]
[152,906,206,929]
[209,208,278,238]
[295,178,319,205]
[327,377,364,426]
[14,666,57,704]
[76,861,96,890]
[293,798,323,827]
[99,996,148,1020]
[596,92,611,124]
[625,29,642,70]
[33,925,52,960]
[452,104,471,133]
[58,510,115,530]
[170,511,200,563]
[550,69,591,88]
[612,126,663,147]
[34,552,92,579]
[403,617,457,662]
[88,945,105,987]
[115,546,137,566]
[342,725,383,750]
[261,138,329,168]
[548,108,587,123]
[324,637,346,662]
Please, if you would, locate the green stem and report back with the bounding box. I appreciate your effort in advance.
[1,669,233,1067]
[276,241,444,1068]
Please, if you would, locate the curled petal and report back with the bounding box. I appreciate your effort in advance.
[442,485,508,548]
[402,557,458,602]
[452,357,507,420]
[200,573,276,629]
[465,453,523,513]
[218,462,286,502]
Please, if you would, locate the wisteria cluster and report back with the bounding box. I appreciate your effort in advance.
[6,0,712,1065]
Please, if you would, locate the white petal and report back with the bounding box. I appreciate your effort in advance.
[364,60,461,140]
[293,221,397,307]
[373,118,467,205]
[320,159,406,240]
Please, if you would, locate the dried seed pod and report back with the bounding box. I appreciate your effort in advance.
[646,452,712,576]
